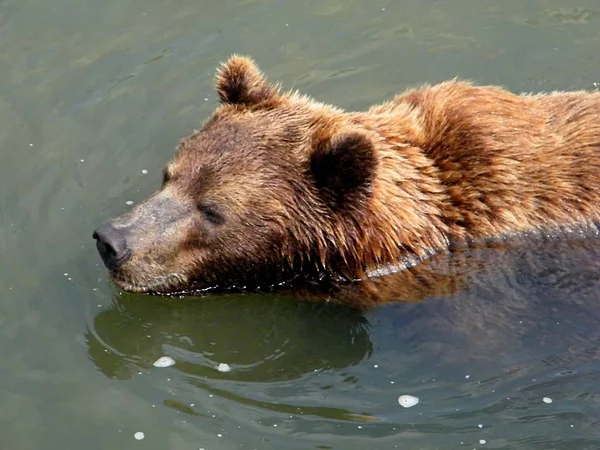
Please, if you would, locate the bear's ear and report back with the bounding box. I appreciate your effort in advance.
[215,55,279,106]
[310,131,378,209]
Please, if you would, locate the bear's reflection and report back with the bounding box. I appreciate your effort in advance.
[87,290,372,382]
[294,234,600,311]
[87,235,600,382]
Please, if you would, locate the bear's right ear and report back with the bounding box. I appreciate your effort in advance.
[215,55,279,106]
[310,131,378,210]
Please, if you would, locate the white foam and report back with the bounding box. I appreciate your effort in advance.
[217,363,231,372]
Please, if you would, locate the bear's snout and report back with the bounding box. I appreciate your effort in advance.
[93,222,132,270]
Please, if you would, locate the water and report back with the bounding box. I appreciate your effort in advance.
[1,0,600,448]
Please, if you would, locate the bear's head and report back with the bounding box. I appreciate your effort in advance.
[92,55,427,294]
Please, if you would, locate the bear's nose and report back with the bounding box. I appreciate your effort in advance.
[92,223,131,270]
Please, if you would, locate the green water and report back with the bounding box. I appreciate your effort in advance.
[1,1,600,448]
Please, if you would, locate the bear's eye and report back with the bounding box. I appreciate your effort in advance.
[198,203,225,225]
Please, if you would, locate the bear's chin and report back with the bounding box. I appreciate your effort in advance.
[109,271,189,295]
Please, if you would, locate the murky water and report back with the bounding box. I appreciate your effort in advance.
[2,0,600,448]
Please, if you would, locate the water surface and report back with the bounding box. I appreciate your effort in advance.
[1,0,600,448]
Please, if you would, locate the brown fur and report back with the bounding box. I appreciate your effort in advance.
[94,55,600,299]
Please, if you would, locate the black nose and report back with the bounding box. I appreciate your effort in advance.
[92,223,131,270]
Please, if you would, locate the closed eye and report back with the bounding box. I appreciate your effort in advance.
[199,203,225,225]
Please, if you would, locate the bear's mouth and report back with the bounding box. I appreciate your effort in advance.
[109,271,188,294]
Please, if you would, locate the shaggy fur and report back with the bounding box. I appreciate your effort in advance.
[94,55,600,297]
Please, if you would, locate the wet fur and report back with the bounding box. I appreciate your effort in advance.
[98,55,600,298]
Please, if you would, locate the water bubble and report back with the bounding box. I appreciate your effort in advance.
[153,356,175,368]
[398,395,419,408]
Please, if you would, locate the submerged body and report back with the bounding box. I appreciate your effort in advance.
[93,55,600,297]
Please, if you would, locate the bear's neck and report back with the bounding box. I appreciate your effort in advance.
[345,109,460,270]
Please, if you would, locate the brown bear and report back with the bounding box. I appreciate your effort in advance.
[93,55,600,299]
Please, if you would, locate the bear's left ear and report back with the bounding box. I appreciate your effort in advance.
[215,55,279,106]
[310,131,378,209]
